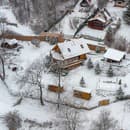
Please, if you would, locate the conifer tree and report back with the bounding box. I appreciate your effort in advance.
[123,0,130,25]
[80,77,86,87]
[95,63,101,74]
[87,58,93,69]
[107,65,114,77]
[116,87,124,100]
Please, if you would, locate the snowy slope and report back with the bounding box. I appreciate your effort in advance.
[0,6,34,35]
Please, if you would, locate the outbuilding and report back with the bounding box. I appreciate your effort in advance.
[104,48,126,63]
[73,87,92,100]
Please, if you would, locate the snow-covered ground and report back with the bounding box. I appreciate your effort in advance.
[0,6,34,35]
[0,1,130,130]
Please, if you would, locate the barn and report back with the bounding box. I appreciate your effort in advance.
[51,39,90,70]
[104,48,126,63]
[88,8,112,30]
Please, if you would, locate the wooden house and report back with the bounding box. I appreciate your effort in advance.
[40,32,64,44]
[48,85,64,93]
[104,48,126,63]
[114,0,127,7]
[51,39,90,70]
[88,8,112,30]
[73,87,91,100]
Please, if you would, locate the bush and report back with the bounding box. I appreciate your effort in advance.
[3,111,22,130]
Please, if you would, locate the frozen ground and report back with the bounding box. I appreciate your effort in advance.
[0,1,130,130]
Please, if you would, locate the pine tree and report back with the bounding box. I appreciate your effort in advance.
[118,79,122,85]
[116,87,124,100]
[87,58,93,69]
[80,77,86,87]
[123,0,130,25]
[107,65,114,77]
[95,63,101,74]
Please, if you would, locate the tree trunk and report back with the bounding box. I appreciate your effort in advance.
[39,85,44,105]
[0,55,5,81]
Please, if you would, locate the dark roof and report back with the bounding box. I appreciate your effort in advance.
[114,0,126,2]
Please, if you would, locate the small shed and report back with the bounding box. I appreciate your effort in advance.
[73,87,91,100]
[104,48,126,63]
[99,99,110,106]
[86,39,106,52]
[114,0,127,7]
[48,85,64,93]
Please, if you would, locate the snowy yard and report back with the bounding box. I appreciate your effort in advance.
[0,0,130,130]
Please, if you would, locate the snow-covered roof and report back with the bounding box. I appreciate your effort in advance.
[89,8,111,23]
[57,39,90,59]
[89,17,106,23]
[86,39,105,47]
[97,79,119,92]
[73,87,92,93]
[104,48,126,62]
[9,39,18,45]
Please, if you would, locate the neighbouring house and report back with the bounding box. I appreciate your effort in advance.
[104,48,126,63]
[88,8,112,30]
[114,0,127,7]
[50,39,90,70]
[40,32,64,44]
[73,87,92,100]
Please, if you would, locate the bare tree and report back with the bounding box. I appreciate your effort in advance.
[3,111,22,130]
[19,57,45,105]
[112,35,128,51]
[97,0,108,9]
[89,110,119,130]
[57,107,82,130]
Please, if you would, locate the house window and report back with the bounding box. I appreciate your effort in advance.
[118,2,122,4]
[67,48,71,52]
[80,44,84,48]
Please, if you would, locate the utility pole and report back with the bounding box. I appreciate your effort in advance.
[57,63,62,109]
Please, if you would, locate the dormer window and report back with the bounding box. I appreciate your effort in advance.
[67,48,71,52]
[80,44,84,48]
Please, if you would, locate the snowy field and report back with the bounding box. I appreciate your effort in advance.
[0,0,130,130]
